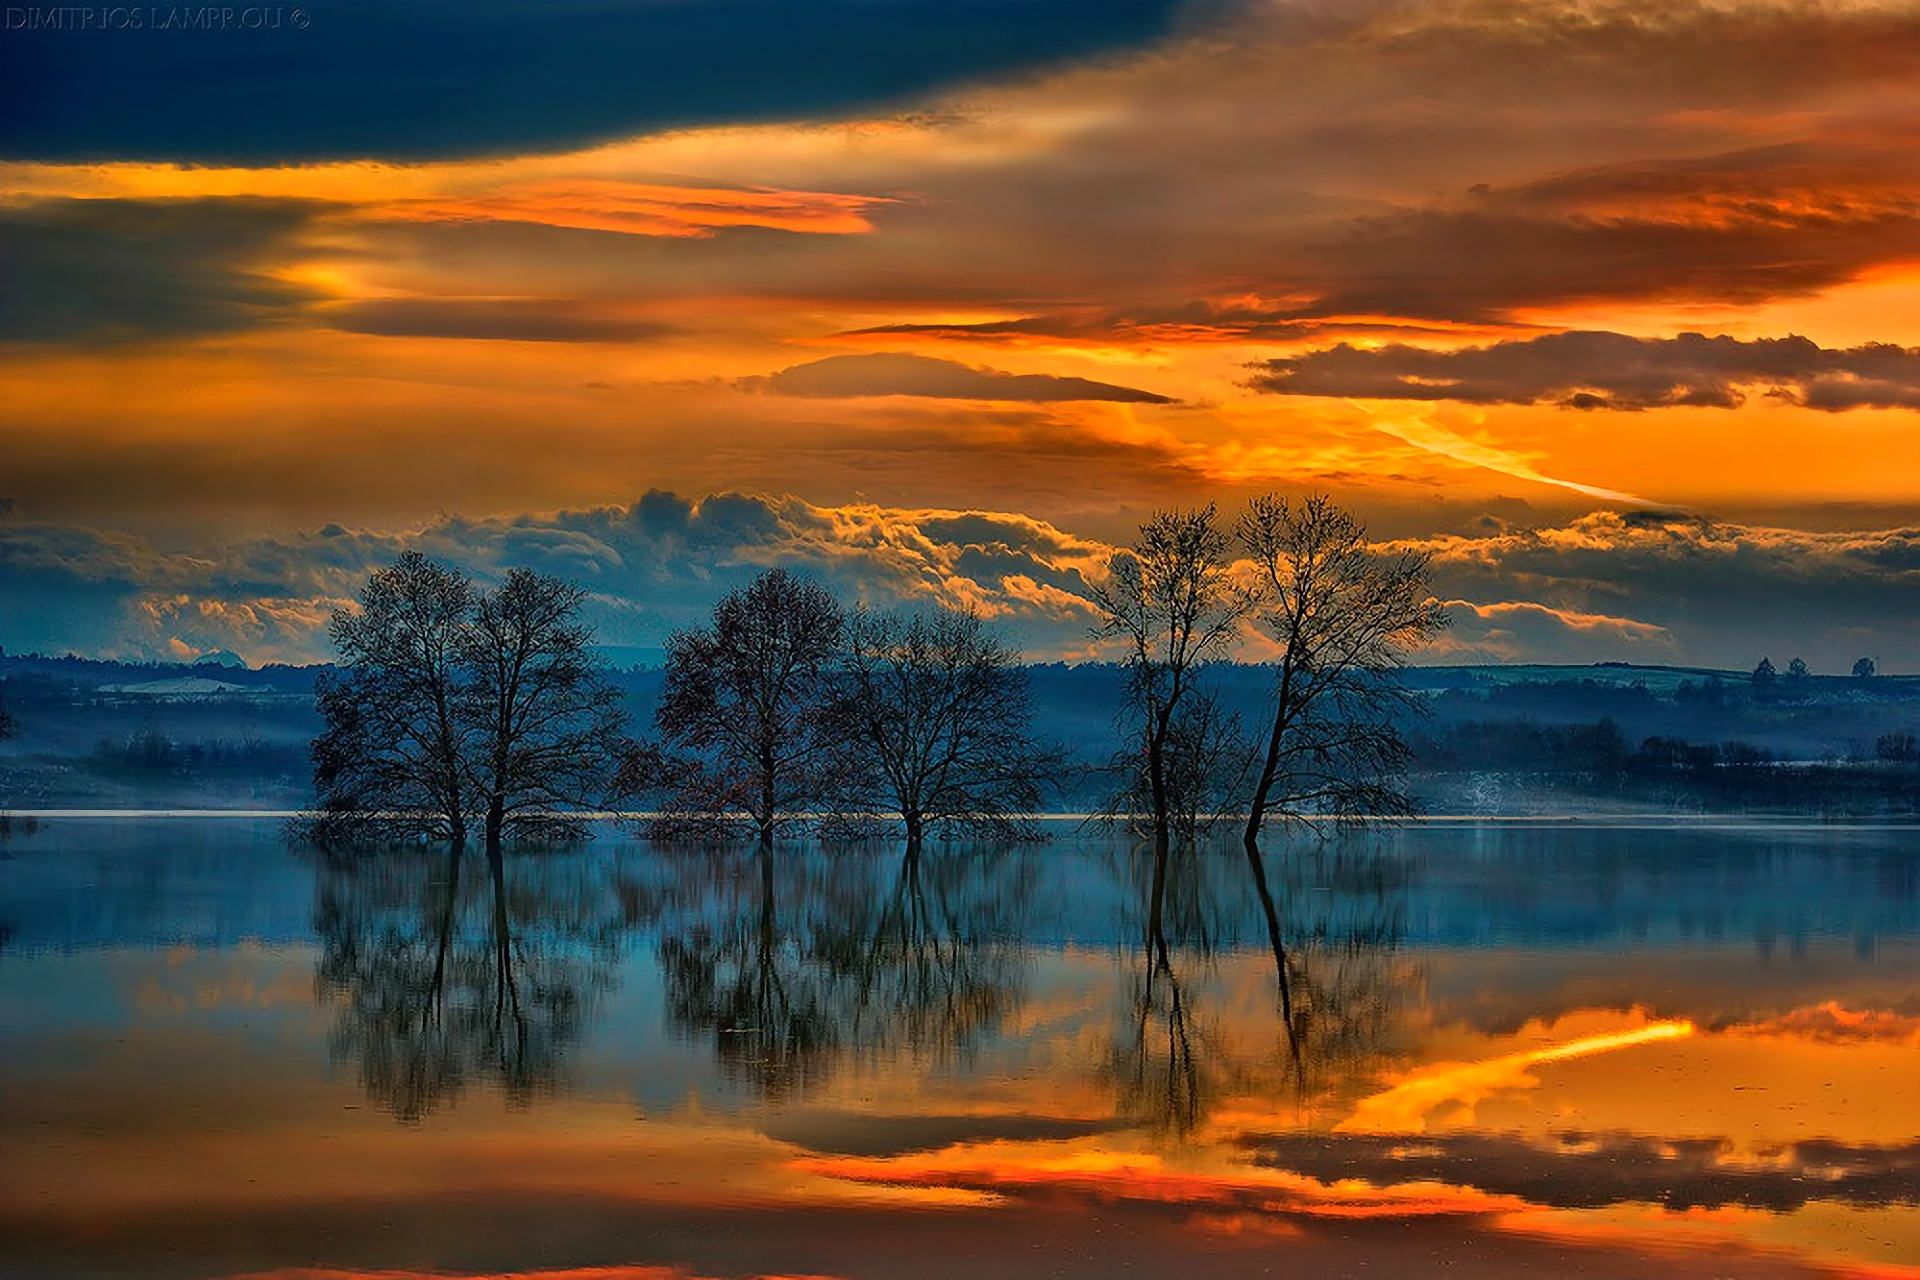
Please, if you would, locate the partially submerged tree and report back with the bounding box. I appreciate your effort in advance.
[825,606,1060,848]
[1092,505,1252,938]
[311,552,475,848]
[653,568,843,844]
[308,554,625,853]
[1092,504,1251,858]
[1235,494,1447,847]
[461,569,630,862]
[1104,686,1251,850]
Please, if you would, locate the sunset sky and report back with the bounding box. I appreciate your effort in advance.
[3,0,1917,668]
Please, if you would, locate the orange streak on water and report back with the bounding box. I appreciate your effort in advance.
[794,1145,1525,1220]
[1337,1019,1696,1133]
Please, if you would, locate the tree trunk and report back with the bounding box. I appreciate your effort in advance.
[484,793,505,867]
[1147,710,1172,847]
[1243,654,1300,851]
[1146,704,1173,941]
[758,750,777,847]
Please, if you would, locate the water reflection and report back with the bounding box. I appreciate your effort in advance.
[1108,837,1416,1134]
[8,819,1920,1280]
[658,842,1036,1098]
[312,845,624,1121]
[1245,1129,1920,1213]
[311,834,1416,1125]
[1258,841,1415,1098]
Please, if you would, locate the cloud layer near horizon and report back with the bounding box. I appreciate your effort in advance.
[1251,331,1920,411]
[1,495,1914,672]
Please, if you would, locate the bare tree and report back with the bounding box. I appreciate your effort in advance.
[1091,505,1251,856]
[826,607,1060,849]
[1103,686,1251,849]
[310,551,475,848]
[654,568,843,844]
[460,568,629,863]
[1092,505,1252,943]
[1236,494,1447,847]
[308,555,625,854]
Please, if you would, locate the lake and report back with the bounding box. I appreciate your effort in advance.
[2,817,1917,1279]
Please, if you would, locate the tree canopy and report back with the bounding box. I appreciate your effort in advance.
[1236,493,1448,845]
[824,606,1061,847]
[650,568,844,843]
[308,554,625,856]
[1090,504,1252,853]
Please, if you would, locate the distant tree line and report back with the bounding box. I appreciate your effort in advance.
[1414,717,1920,814]
[90,728,304,776]
[1750,654,1883,701]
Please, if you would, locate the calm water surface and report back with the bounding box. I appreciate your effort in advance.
[2,818,1917,1280]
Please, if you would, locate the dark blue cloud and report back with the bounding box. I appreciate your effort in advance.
[1249,330,1920,411]
[0,0,1190,164]
[0,197,326,343]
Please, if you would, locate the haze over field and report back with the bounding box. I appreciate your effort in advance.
[3,0,1917,670]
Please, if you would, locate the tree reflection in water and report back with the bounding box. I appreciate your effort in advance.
[1259,839,1414,1100]
[1110,837,1416,1135]
[310,833,1410,1133]
[312,844,626,1122]
[658,842,1036,1099]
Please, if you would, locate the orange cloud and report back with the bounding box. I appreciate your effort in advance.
[373,179,891,238]
[793,1142,1524,1221]
[1358,406,1648,503]
[1722,1002,1920,1048]
[1424,598,1675,663]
